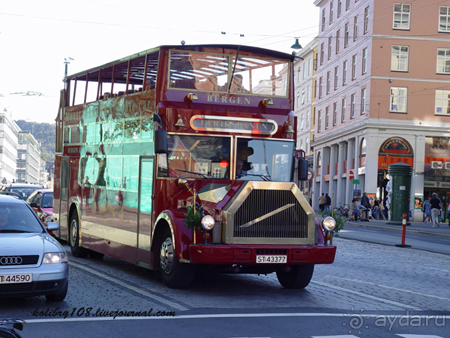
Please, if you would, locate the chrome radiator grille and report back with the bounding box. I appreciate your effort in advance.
[233,189,308,238]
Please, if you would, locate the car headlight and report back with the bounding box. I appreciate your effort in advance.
[201,215,215,231]
[43,252,68,264]
[322,216,336,232]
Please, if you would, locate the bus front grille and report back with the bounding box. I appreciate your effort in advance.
[233,189,308,239]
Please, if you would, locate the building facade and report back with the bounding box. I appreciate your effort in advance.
[17,131,41,184]
[0,111,20,183]
[312,0,450,220]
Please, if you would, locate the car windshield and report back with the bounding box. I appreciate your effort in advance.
[0,204,44,233]
[41,193,53,208]
[236,138,294,182]
[10,187,42,200]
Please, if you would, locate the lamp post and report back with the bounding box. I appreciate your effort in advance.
[63,57,74,90]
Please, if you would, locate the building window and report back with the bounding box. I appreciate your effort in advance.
[342,97,347,122]
[435,90,450,115]
[306,110,310,127]
[393,3,411,30]
[330,1,334,23]
[326,71,331,94]
[353,16,358,41]
[391,46,409,71]
[306,137,309,153]
[318,110,322,132]
[351,93,356,118]
[320,43,324,65]
[308,58,312,75]
[333,102,338,126]
[346,0,350,11]
[334,66,339,90]
[301,89,306,104]
[303,63,306,79]
[328,36,332,60]
[362,48,368,74]
[361,88,366,114]
[390,87,408,113]
[343,60,348,85]
[296,92,300,108]
[338,0,342,17]
[325,106,329,129]
[364,6,370,34]
[344,23,349,48]
[297,68,301,82]
[437,48,450,74]
[319,77,323,98]
[308,85,312,102]
[336,29,340,54]
[300,114,305,130]
[322,9,326,32]
[439,6,450,32]
[352,54,357,80]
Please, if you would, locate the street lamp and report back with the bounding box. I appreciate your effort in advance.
[291,38,302,50]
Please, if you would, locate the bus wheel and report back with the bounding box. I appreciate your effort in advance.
[69,212,88,258]
[276,264,314,289]
[159,229,194,289]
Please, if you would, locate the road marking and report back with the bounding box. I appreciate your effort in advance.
[311,281,422,310]
[69,261,188,311]
[328,276,450,302]
[23,312,450,324]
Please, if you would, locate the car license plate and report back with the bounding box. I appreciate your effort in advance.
[0,273,32,284]
[256,255,287,264]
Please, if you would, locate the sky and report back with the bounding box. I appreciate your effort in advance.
[0,0,320,124]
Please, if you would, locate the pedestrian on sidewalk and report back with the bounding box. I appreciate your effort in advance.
[423,196,431,223]
[430,192,443,228]
[325,193,331,212]
[351,199,361,221]
[318,193,326,212]
[372,199,380,220]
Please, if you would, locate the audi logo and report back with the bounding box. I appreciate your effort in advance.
[0,257,23,265]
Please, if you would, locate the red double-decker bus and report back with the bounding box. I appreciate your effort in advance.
[54,44,336,289]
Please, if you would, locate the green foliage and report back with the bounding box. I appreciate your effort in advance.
[15,120,55,162]
[318,209,346,236]
[184,205,203,230]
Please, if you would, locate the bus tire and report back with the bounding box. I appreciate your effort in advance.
[69,212,88,258]
[159,228,194,289]
[276,264,314,289]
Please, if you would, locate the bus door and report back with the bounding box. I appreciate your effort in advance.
[137,156,155,268]
[58,157,70,240]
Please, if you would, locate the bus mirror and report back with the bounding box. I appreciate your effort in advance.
[154,129,167,153]
[298,158,308,181]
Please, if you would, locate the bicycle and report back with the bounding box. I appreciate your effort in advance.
[0,319,24,338]
[333,205,349,219]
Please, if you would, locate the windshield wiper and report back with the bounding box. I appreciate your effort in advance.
[227,46,241,93]
[0,229,33,233]
[173,169,209,179]
[244,174,272,181]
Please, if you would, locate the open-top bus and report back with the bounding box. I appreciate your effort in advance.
[54,44,336,289]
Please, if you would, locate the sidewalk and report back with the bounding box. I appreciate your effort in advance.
[316,212,450,238]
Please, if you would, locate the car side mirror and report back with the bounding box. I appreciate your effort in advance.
[30,202,38,208]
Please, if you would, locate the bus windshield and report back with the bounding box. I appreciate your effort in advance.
[166,135,231,179]
[236,138,294,182]
[169,50,289,97]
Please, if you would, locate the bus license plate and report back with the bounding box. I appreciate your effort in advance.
[0,273,32,284]
[256,255,287,264]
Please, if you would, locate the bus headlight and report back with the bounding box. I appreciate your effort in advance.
[201,215,215,231]
[322,216,336,232]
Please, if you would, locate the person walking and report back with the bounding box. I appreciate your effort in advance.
[430,192,443,227]
[372,199,380,220]
[423,196,431,223]
[318,193,326,212]
[325,193,331,212]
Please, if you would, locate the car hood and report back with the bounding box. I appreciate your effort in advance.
[0,233,64,256]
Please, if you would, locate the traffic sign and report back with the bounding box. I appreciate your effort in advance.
[353,179,360,185]
[348,169,354,180]
[307,169,313,181]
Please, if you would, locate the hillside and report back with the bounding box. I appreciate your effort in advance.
[15,120,55,162]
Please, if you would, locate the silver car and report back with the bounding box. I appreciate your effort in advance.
[0,194,68,301]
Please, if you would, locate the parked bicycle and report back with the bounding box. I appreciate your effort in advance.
[0,319,24,338]
[333,204,349,219]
